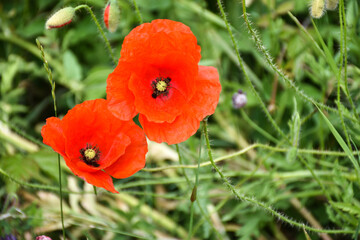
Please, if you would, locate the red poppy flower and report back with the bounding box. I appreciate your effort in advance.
[41,99,147,193]
[107,19,221,144]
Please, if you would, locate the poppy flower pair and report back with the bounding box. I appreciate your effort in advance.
[42,19,221,193]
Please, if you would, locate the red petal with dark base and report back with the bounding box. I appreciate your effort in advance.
[41,99,148,193]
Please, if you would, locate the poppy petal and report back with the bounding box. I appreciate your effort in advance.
[98,132,131,168]
[80,170,118,193]
[106,61,137,121]
[127,52,198,122]
[42,99,147,193]
[61,99,130,172]
[189,65,221,120]
[121,19,201,63]
[41,117,66,156]
[139,113,200,145]
[105,124,147,178]
[62,154,118,193]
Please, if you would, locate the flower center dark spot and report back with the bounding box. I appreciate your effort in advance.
[151,77,171,99]
[80,144,100,167]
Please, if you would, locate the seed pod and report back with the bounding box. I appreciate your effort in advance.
[104,0,120,33]
[310,0,326,18]
[326,0,338,10]
[190,186,197,202]
[45,7,75,29]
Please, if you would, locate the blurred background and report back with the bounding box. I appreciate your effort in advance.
[1,0,360,239]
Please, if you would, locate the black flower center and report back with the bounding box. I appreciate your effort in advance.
[151,76,171,99]
[80,144,101,167]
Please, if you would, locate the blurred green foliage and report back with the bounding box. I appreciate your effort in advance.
[0,0,360,239]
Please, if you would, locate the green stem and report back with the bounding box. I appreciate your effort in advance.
[337,1,352,149]
[202,119,353,235]
[36,39,66,239]
[187,203,195,240]
[188,122,207,239]
[0,121,39,152]
[176,140,223,239]
[176,144,191,184]
[75,5,117,65]
[216,0,287,139]
[232,3,355,223]
[132,0,143,24]
[57,155,65,239]
[1,165,358,194]
[144,143,360,172]
[240,110,279,144]
[176,143,195,239]
[340,0,358,121]
[240,2,355,122]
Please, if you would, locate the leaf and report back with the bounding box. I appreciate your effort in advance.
[137,0,171,10]
[276,2,294,15]
[0,154,39,193]
[82,67,113,100]
[303,228,312,240]
[0,57,21,94]
[30,149,59,181]
[332,202,360,216]
[63,50,83,82]
[18,17,46,38]
[316,106,360,184]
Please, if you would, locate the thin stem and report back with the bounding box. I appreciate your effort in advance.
[337,2,352,149]
[187,203,195,240]
[36,39,66,239]
[176,143,195,239]
[177,140,223,239]
[189,121,210,239]
[240,110,279,144]
[216,0,287,139]
[0,116,45,147]
[176,144,191,184]
[143,143,360,172]
[340,0,358,120]
[57,155,65,238]
[237,3,356,224]
[131,0,143,24]
[202,119,353,235]
[1,164,358,197]
[240,2,355,123]
[75,5,117,65]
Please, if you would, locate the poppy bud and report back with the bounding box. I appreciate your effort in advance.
[326,0,338,10]
[45,7,75,29]
[310,0,325,18]
[232,90,247,109]
[103,0,120,33]
[190,186,197,202]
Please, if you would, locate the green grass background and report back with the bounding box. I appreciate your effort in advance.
[1,0,360,239]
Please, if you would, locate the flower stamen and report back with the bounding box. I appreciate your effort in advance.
[151,77,171,98]
[156,81,168,92]
[80,144,101,167]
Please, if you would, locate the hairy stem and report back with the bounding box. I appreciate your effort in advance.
[203,119,353,235]
[36,39,66,239]
[216,0,287,139]
[75,5,117,65]
[132,0,143,24]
